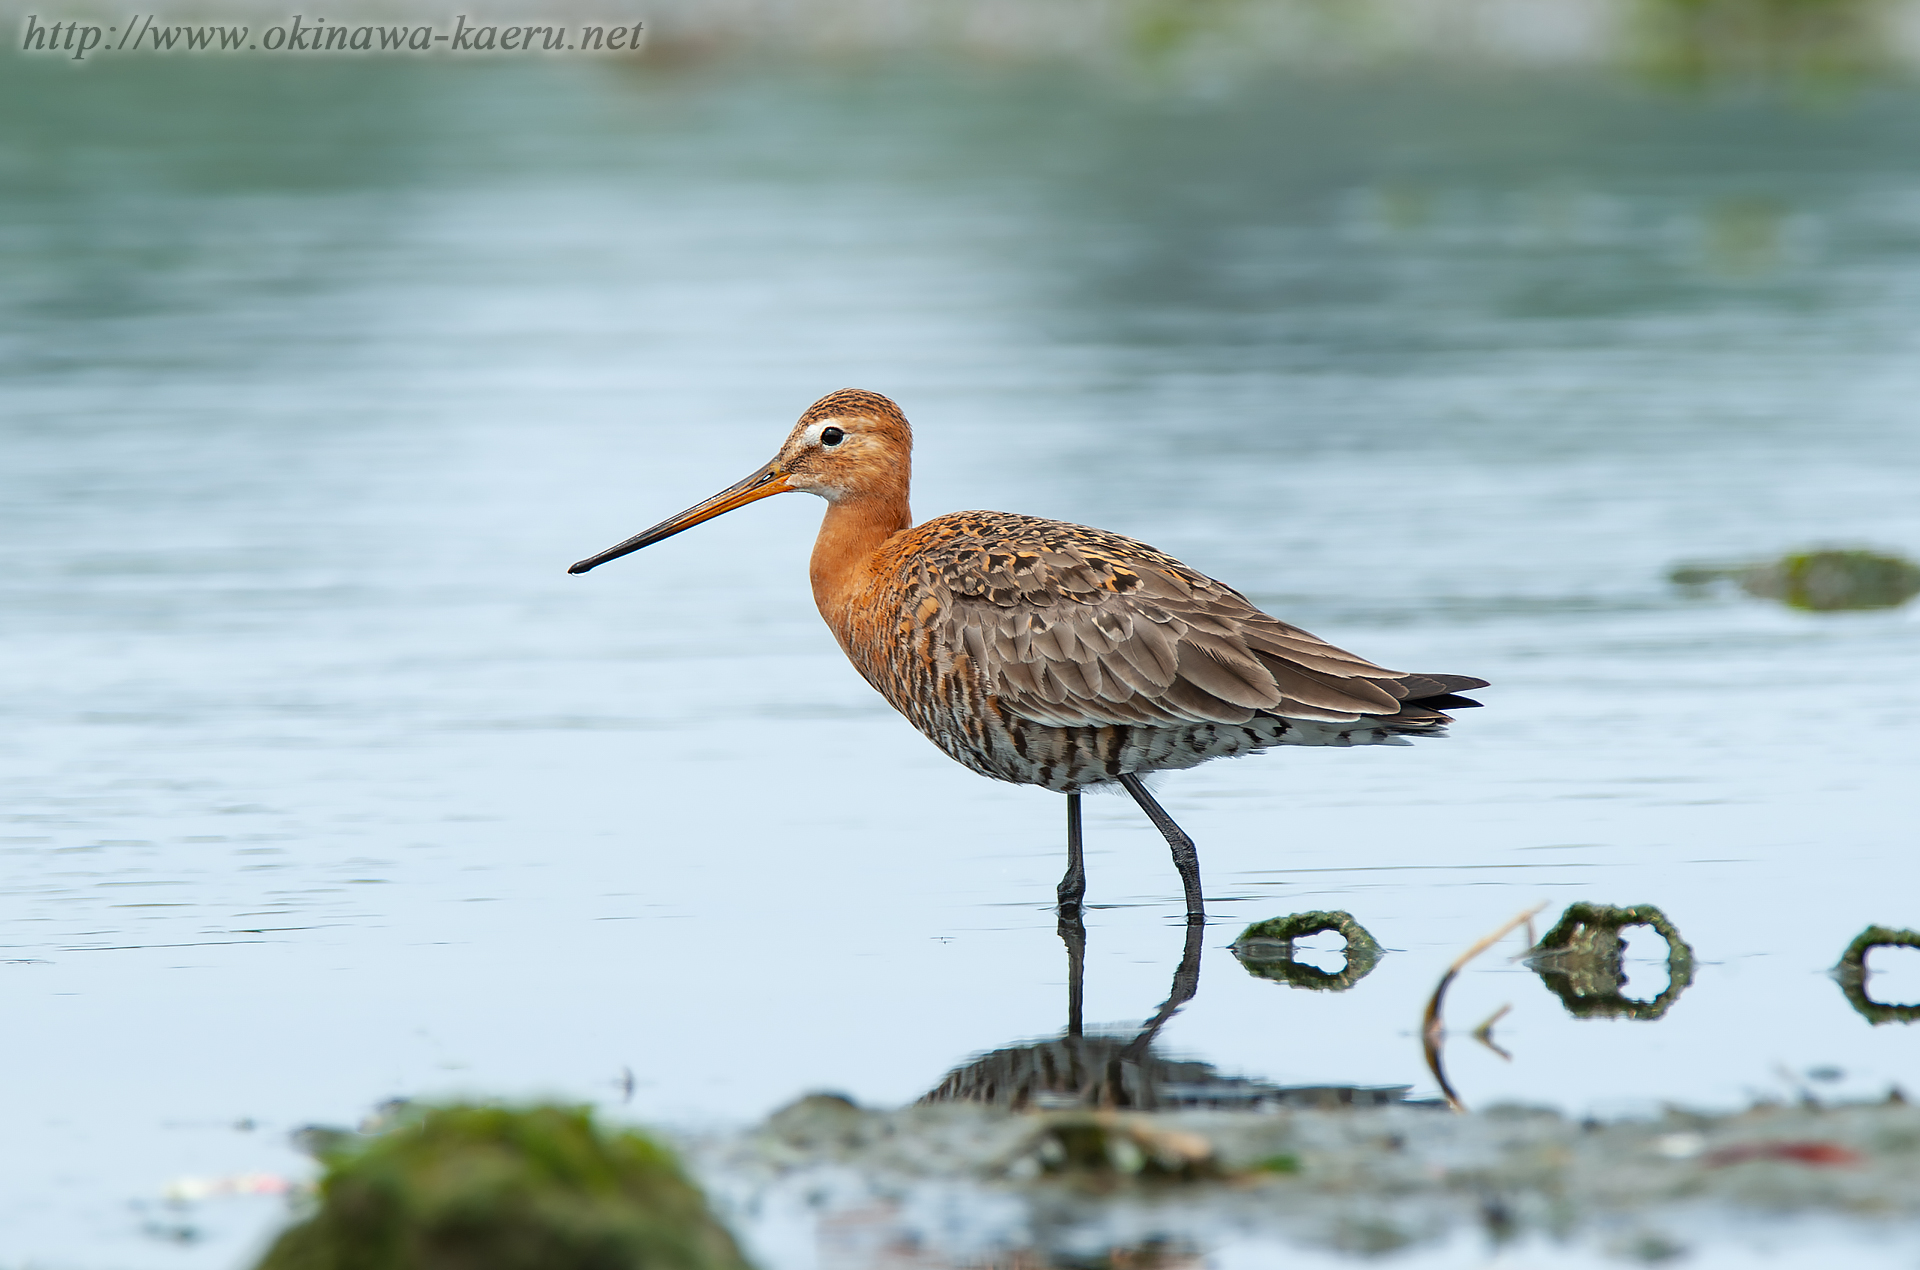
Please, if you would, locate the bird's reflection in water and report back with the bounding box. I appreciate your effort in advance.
[927,900,1711,1115]
[922,909,1413,1110]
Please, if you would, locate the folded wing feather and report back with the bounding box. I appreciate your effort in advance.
[921,514,1484,732]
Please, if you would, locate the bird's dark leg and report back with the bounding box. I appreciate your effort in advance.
[1056,792,1086,914]
[1111,911,1207,1107]
[1117,774,1204,920]
[1120,913,1205,1065]
[1058,903,1086,1039]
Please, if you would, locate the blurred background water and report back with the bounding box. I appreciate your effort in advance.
[3,34,1920,1270]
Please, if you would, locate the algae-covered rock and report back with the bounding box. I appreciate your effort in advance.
[1670,549,1920,611]
[255,1103,753,1270]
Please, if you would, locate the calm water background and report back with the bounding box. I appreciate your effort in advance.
[3,53,1919,1267]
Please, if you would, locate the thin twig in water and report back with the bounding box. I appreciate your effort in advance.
[1422,904,1546,1112]
[1508,915,1541,963]
[1471,1004,1513,1062]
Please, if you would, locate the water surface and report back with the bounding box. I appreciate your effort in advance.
[3,54,1919,1267]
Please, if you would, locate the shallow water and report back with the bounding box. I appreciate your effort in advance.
[3,54,1919,1268]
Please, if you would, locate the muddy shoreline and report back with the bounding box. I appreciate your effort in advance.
[689,1091,1920,1265]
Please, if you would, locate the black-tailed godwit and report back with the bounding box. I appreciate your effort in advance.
[570,390,1485,920]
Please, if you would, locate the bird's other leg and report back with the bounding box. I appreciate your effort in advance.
[1117,774,1203,920]
[1056,792,1086,914]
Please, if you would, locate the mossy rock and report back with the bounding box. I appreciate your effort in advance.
[255,1103,753,1270]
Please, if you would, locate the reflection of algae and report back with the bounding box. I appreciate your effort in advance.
[1835,925,1920,1026]
[1528,902,1695,1021]
[1232,910,1383,992]
[255,1104,751,1270]
[1633,0,1890,88]
[1671,548,1920,611]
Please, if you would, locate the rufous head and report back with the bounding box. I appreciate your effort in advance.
[773,388,913,504]
[567,389,913,575]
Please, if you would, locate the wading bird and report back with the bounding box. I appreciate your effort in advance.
[570,390,1484,921]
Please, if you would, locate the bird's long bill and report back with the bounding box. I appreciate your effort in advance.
[567,461,791,575]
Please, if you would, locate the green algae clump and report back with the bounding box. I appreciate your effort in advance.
[1743,549,1920,611]
[1529,902,1696,1021]
[1835,925,1920,1026]
[1671,548,1920,612]
[1633,0,1890,89]
[1231,911,1383,992]
[255,1103,753,1270]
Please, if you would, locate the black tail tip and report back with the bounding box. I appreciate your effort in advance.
[1413,693,1483,711]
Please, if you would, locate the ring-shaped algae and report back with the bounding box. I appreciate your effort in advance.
[1231,911,1383,992]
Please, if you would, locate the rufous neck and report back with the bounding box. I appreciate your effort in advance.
[810,490,912,625]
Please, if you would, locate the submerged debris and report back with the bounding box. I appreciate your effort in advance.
[1671,548,1920,611]
[1704,1140,1864,1168]
[1421,905,1545,1111]
[254,1103,752,1270]
[1002,1113,1221,1185]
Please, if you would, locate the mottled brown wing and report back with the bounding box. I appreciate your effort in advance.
[917,513,1483,730]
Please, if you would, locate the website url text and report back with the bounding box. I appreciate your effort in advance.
[20,14,645,59]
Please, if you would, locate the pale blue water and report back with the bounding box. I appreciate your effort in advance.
[3,55,1919,1268]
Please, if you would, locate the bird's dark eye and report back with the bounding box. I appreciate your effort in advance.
[820,426,845,447]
